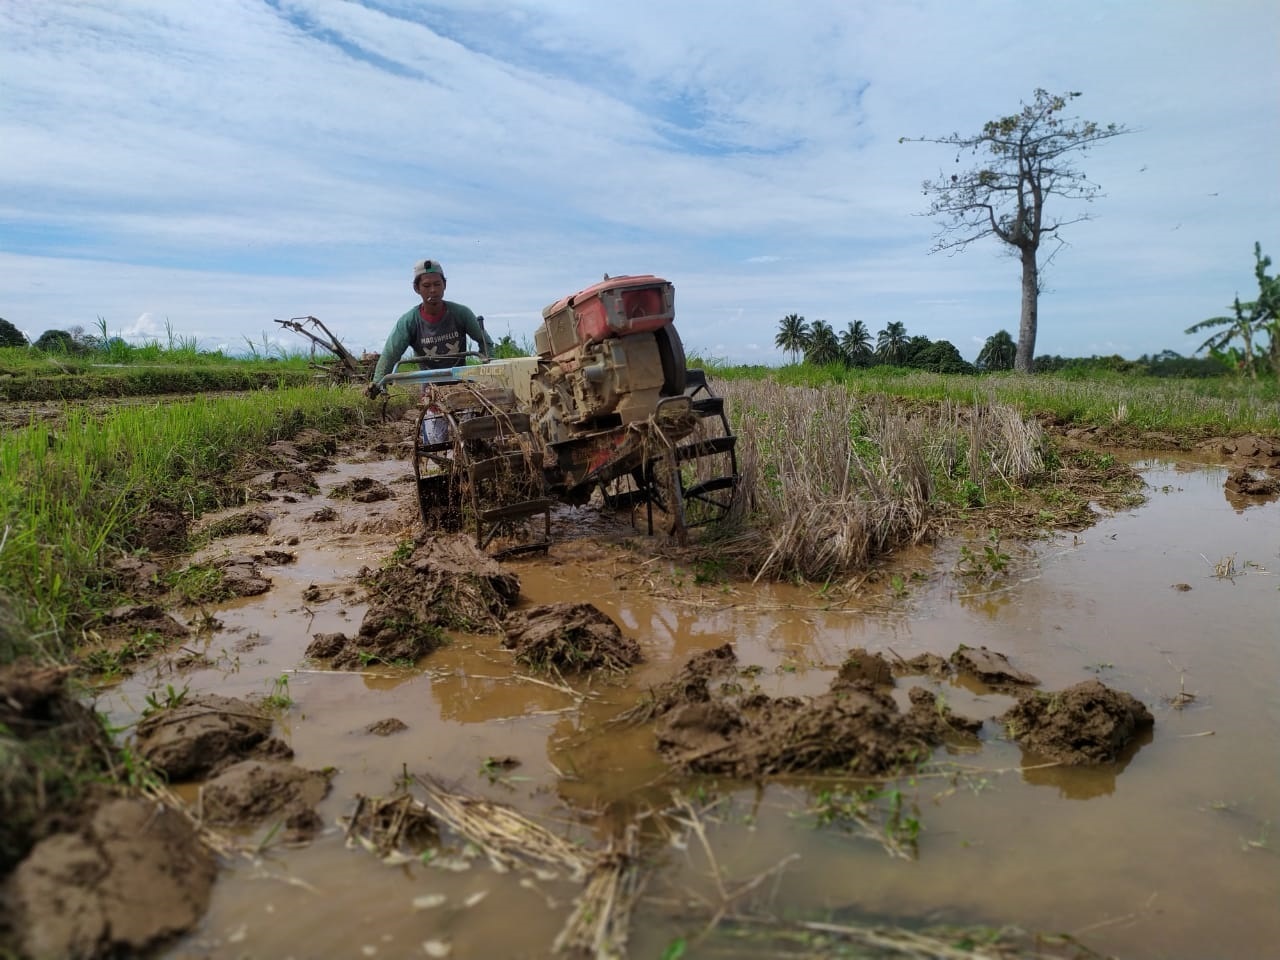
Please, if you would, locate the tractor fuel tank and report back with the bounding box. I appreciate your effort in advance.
[537,275,675,357]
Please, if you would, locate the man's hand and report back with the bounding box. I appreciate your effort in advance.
[365,382,384,400]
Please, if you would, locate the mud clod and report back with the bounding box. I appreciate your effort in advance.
[212,554,272,597]
[330,476,394,503]
[306,505,339,522]
[2,798,215,960]
[198,760,332,838]
[305,628,431,670]
[107,555,163,595]
[890,652,952,679]
[642,647,980,778]
[201,508,274,539]
[831,648,895,689]
[0,662,113,873]
[502,602,642,674]
[364,718,408,736]
[133,694,282,780]
[127,497,189,553]
[361,534,519,636]
[1225,467,1280,496]
[950,645,1039,689]
[999,680,1154,764]
[270,429,336,459]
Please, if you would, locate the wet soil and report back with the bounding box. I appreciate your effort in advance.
[640,643,1125,779]
[11,406,1280,959]
[999,680,1156,765]
[502,601,643,674]
[133,694,287,780]
[3,798,216,960]
[0,662,216,960]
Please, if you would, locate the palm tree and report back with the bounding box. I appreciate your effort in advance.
[976,330,1017,371]
[804,320,842,366]
[875,321,909,366]
[774,313,810,364]
[839,320,873,366]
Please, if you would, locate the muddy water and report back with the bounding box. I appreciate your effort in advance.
[104,455,1279,960]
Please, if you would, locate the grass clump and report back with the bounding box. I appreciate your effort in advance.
[705,380,1055,582]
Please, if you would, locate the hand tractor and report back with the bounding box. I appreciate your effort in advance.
[382,275,740,557]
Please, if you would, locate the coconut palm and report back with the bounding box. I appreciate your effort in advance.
[976,330,1017,371]
[875,321,909,365]
[839,320,873,366]
[804,320,842,366]
[774,313,810,364]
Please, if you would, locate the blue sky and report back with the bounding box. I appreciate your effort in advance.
[2,1,1277,364]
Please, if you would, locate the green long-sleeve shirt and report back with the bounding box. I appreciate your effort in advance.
[371,301,495,386]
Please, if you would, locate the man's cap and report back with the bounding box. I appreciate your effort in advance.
[414,258,445,280]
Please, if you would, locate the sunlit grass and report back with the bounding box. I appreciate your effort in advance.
[0,387,369,661]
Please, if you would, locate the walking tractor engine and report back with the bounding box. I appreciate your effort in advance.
[382,274,739,557]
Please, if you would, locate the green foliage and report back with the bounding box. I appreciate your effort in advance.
[719,362,1280,435]
[774,313,810,364]
[804,319,841,366]
[1185,243,1279,379]
[0,318,27,347]
[839,320,873,366]
[906,337,974,374]
[876,321,909,365]
[34,328,76,353]
[262,673,293,712]
[957,531,1012,581]
[977,330,1017,371]
[143,683,190,717]
[82,630,173,678]
[809,783,923,859]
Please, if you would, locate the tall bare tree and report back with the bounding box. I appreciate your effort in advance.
[904,90,1128,373]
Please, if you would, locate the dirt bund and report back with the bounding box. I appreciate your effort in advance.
[636,644,1151,778]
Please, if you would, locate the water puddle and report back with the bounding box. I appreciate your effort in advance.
[104,455,1279,960]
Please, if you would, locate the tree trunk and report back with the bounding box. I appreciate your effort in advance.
[1015,246,1038,373]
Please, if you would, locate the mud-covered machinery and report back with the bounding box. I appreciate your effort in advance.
[383,275,739,557]
[274,315,376,382]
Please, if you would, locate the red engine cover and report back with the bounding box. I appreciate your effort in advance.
[542,275,675,350]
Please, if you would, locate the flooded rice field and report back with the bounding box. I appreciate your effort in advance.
[102,451,1279,960]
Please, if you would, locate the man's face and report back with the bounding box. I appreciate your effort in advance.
[416,273,446,307]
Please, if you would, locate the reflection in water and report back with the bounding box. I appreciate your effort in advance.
[1017,724,1155,799]
[1224,486,1280,513]
[132,458,1280,960]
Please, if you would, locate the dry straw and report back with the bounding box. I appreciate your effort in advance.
[707,380,1046,583]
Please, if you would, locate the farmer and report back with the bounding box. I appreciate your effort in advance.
[365,258,494,398]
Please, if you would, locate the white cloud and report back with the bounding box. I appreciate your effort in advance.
[0,1,1276,363]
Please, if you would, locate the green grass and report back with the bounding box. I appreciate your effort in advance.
[0,386,370,661]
